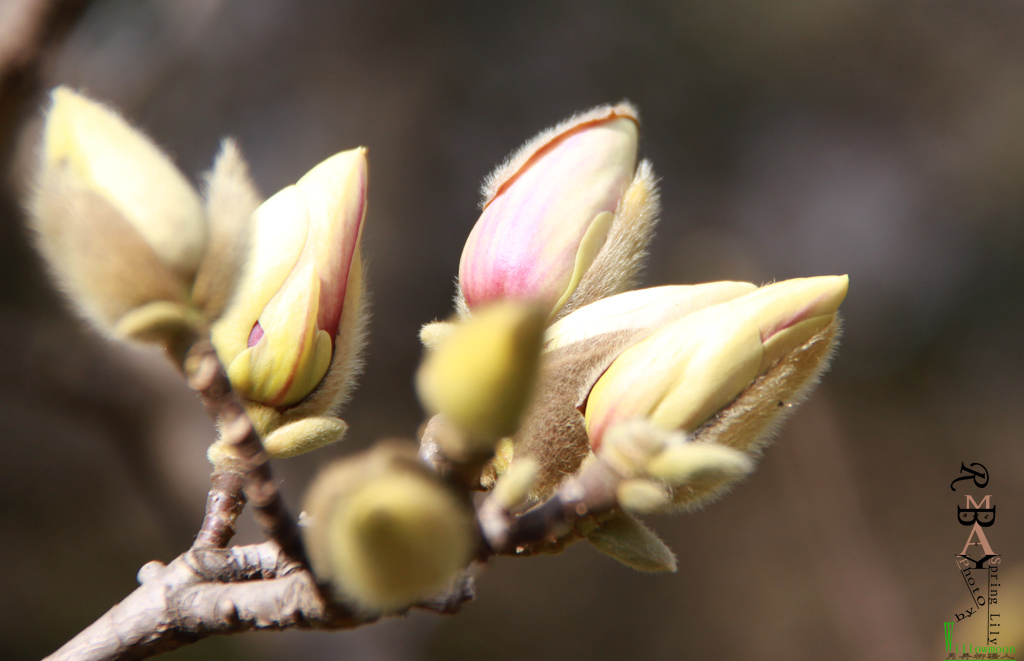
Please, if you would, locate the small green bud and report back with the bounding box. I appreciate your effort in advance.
[416,301,546,456]
[646,442,753,487]
[303,442,477,614]
[598,419,753,512]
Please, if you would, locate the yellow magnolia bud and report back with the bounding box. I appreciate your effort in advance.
[416,301,546,455]
[585,276,849,449]
[503,282,757,500]
[29,87,205,337]
[457,103,659,320]
[212,148,367,415]
[44,87,205,274]
[303,443,476,614]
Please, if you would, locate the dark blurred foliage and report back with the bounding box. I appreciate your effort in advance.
[1,1,1023,659]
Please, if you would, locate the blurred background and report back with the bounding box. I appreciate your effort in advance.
[1,0,1023,659]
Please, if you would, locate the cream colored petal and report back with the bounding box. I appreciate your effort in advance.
[296,148,367,338]
[759,314,834,373]
[648,314,763,432]
[730,275,849,345]
[586,276,849,447]
[227,264,332,407]
[545,281,757,351]
[548,211,614,319]
[212,185,308,364]
[585,305,763,447]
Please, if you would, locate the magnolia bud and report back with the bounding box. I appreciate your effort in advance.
[416,301,546,456]
[502,282,757,500]
[457,103,659,321]
[209,149,368,459]
[29,87,205,338]
[302,442,476,613]
[585,275,849,449]
[213,148,366,407]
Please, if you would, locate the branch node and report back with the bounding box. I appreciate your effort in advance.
[137,560,166,585]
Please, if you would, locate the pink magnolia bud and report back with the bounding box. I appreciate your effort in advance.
[459,104,641,319]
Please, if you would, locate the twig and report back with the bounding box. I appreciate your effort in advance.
[480,452,624,557]
[47,334,478,661]
[45,542,360,661]
[192,470,246,549]
[45,536,476,661]
[181,338,308,567]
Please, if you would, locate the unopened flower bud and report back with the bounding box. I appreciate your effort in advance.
[29,87,205,337]
[592,418,753,517]
[303,442,476,613]
[44,87,205,273]
[204,149,368,461]
[585,276,849,449]
[416,301,546,455]
[458,103,659,320]
[213,148,366,409]
[503,283,757,499]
